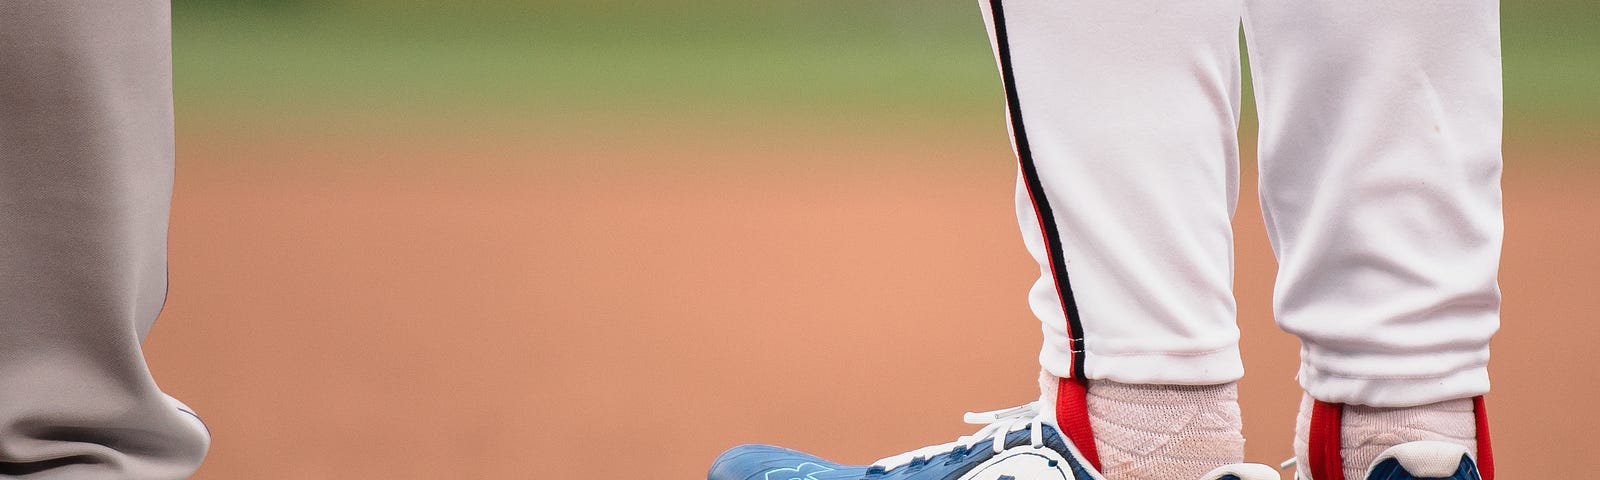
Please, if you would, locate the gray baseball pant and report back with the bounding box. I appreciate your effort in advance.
[0,2,210,479]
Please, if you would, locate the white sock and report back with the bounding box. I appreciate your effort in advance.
[1293,393,1477,480]
[1075,379,1245,480]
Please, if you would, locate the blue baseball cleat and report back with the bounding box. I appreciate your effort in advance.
[708,400,1280,480]
[1359,442,1483,480]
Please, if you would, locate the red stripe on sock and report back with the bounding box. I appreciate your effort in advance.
[1308,400,1345,480]
[1055,377,1101,472]
[1473,396,1493,480]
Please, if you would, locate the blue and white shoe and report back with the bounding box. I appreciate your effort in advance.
[1360,442,1483,480]
[708,400,1279,480]
[1285,441,1485,480]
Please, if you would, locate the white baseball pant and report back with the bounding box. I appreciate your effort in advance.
[981,0,1502,407]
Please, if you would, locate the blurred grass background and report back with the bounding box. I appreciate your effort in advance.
[173,0,1598,151]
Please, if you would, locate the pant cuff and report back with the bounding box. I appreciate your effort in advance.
[1299,362,1490,407]
[1043,344,1243,385]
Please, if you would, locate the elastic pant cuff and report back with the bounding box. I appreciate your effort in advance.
[1299,362,1490,407]
[1042,344,1244,385]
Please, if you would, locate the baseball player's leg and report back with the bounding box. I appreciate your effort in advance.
[981,0,1248,478]
[708,2,1278,479]
[0,2,209,479]
[1243,0,1501,478]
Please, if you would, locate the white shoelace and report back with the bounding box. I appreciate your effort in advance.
[1279,458,1309,480]
[870,401,1048,470]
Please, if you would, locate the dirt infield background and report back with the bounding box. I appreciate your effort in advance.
[141,128,1595,479]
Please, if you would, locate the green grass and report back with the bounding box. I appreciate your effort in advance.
[174,2,1001,133]
[174,1,1598,142]
[1502,6,1600,134]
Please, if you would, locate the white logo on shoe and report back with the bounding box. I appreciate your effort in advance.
[956,448,1077,480]
[765,462,833,480]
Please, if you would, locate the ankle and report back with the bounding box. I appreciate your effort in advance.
[1083,380,1245,480]
[1293,393,1477,480]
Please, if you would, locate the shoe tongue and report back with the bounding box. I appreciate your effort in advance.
[1373,441,1472,478]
